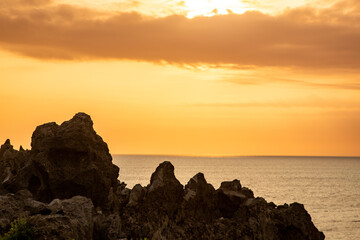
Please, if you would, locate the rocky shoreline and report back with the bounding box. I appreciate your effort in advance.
[0,113,325,239]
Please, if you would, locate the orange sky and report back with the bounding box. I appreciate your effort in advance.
[1,0,359,156]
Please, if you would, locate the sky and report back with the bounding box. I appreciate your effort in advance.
[0,0,359,156]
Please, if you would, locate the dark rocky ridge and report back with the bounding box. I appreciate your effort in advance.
[0,113,325,240]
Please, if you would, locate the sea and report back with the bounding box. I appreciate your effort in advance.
[113,155,360,240]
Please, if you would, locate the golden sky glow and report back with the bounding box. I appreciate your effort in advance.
[1,0,360,156]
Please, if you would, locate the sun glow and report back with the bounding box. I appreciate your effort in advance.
[183,0,251,18]
[57,0,251,18]
[54,0,332,18]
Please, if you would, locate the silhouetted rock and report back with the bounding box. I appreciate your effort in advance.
[119,188,131,209]
[230,198,325,240]
[216,179,253,218]
[241,186,255,198]
[93,214,122,240]
[0,139,12,154]
[128,184,145,206]
[146,161,184,216]
[0,113,325,240]
[183,172,219,220]
[0,140,28,195]
[1,113,119,210]
[220,179,242,191]
[119,162,324,239]
[184,172,215,200]
[148,161,181,192]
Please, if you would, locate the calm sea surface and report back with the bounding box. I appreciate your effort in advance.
[113,155,360,240]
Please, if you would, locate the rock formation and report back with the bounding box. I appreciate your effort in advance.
[119,162,324,240]
[0,113,119,211]
[0,113,325,240]
[0,191,94,240]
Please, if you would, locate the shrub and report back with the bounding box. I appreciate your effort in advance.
[0,218,35,240]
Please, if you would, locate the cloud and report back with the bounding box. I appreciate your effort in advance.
[228,76,360,90]
[0,0,359,69]
[0,0,52,6]
[191,98,360,109]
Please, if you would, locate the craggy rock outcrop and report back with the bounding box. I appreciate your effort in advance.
[147,161,184,216]
[0,191,94,240]
[119,162,324,240]
[119,162,185,239]
[183,172,219,220]
[0,113,119,210]
[0,113,325,240]
[128,184,146,206]
[93,213,122,240]
[217,179,254,218]
[0,140,28,195]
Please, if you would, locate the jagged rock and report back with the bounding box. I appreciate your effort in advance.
[1,113,120,210]
[241,187,254,198]
[0,193,29,232]
[0,139,12,154]
[119,188,131,209]
[148,161,181,192]
[219,179,254,199]
[93,214,122,240]
[30,196,94,240]
[120,162,324,240]
[232,198,325,240]
[0,139,28,194]
[128,184,145,206]
[0,193,94,240]
[183,173,219,220]
[120,162,184,238]
[0,114,325,240]
[184,172,215,200]
[220,179,242,191]
[276,203,325,240]
[217,179,253,218]
[146,161,184,216]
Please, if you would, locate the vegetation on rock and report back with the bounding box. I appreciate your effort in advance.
[0,218,35,240]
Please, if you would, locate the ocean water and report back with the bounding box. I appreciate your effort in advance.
[113,155,360,240]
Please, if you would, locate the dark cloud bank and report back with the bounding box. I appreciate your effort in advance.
[0,0,359,69]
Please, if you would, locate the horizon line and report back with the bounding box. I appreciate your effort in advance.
[111,153,360,158]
